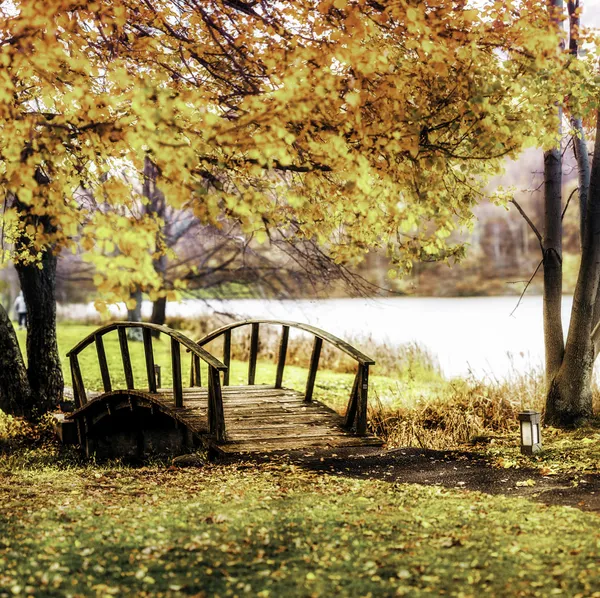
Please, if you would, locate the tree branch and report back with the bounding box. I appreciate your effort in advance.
[509,198,543,248]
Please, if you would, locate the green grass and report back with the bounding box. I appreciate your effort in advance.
[0,459,599,597]
[15,324,444,412]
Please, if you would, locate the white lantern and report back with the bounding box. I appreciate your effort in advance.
[519,411,542,455]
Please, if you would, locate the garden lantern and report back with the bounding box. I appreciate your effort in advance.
[518,411,542,455]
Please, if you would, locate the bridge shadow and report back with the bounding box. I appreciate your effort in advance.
[220,446,600,512]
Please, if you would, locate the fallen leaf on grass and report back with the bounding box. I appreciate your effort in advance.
[515,479,536,488]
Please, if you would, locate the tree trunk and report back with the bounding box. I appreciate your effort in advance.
[127,288,144,341]
[151,296,167,325]
[15,253,63,416]
[542,142,565,385]
[572,117,590,246]
[0,303,33,418]
[546,112,600,426]
[150,254,168,336]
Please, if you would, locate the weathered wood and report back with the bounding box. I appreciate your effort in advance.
[248,323,259,385]
[191,354,201,387]
[118,327,134,390]
[95,334,112,393]
[196,319,375,365]
[67,321,227,371]
[171,337,183,408]
[66,384,382,457]
[356,364,369,435]
[65,320,380,459]
[305,337,322,403]
[70,354,86,408]
[344,369,360,429]
[208,366,226,441]
[154,364,162,389]
[143,328,157,393]
[223,329,231,386]
[217,435,382,454]
[275,325,289,389]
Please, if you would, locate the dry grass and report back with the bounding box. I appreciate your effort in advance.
[369,372,542,450]
[369,369,600,451]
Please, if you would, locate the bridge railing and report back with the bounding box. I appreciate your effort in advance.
[66,322,228,441]
[192,319,375,435]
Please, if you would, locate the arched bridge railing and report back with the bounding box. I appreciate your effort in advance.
[192,319,375,435]
[66,322,228,440]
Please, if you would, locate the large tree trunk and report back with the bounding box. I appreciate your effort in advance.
[546,113,600,426]
[0,303,33,418]
[15,252,63,416]
[10,162,63,417]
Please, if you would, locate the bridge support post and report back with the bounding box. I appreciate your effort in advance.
[275,325,289,389]
[305,337,322,402]
[208,366,226,441]
[344,369,360,429]
[356,365,369,435]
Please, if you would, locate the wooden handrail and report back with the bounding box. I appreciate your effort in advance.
[67,321,227,371]
[196,319,375,365]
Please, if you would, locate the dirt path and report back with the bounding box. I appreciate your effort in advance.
[228,447,600,512]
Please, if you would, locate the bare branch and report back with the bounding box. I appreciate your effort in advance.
[561,186,578,221]
[509,198,543,248]
[510,259,543,318]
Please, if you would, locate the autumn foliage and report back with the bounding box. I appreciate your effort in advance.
[1,0,593,302]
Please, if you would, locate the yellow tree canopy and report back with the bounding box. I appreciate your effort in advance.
[0,0,594,300]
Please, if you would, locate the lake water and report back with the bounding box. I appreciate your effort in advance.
[63,295,579,380]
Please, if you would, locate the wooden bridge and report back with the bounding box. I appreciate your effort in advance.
[63,320,382,459]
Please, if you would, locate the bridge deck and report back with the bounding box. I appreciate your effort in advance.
[68,385,382,456]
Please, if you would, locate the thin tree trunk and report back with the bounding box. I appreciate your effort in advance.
[543,142,565,385]
[0,303,32,418]
[568,2,590,247]
[150,254,168,337]
[127,288,143,341]
[15,252,63,416]
[572,117,590,245]
[542,0,566,387]
[546,112,600,426]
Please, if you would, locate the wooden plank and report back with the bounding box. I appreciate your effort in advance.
[344,369,360,429]
[275,325,289,389]
[118,327,134,390]
[70,355,86,408]
[143,328,157,393]
[356,364,369,435]
[95,334,112,393]
[171,337,183,408]
[227,428,349,442]
[248,322,259,385]
[304,337,322,403]
[216,435,383,454]
[223,329,231,386]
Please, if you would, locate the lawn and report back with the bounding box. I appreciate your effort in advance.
[0,456,599,597]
